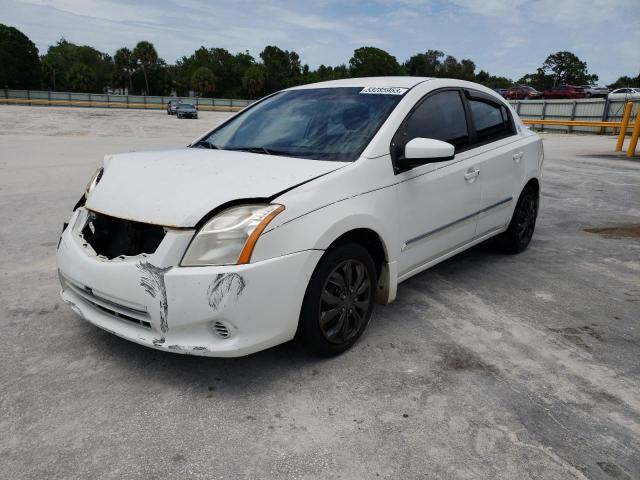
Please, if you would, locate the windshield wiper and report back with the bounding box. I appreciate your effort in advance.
[226,146,275,155]
[193,140,219,149]
[225,146,304,157]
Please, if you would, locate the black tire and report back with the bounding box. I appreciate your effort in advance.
[298,243,377,357]
[496,185,539,254]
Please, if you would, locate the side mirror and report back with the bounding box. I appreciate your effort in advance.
[396,138,455,171]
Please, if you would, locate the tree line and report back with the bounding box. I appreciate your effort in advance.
[1,24,638,99]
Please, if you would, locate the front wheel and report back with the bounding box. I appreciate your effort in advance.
[298,243,377,357]
[496,185,538,253]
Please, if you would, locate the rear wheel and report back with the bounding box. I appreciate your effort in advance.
[298,243,376,357]
[495,185,538,253]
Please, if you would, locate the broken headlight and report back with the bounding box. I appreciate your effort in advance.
[181,204,284,266]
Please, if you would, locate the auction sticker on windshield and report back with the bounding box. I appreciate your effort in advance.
[360,86,408,95]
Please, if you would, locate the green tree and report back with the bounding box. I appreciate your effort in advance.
[228,51,256,97]
[404,50,444,77]
[0,24,42,88]
[517,72,552,90]
[242,64,267,98]
[476,70,513,88]
[113,47,135,93]
[41,39,112,92]
[259,45,302,92]
[607,73,640,89]
[66,63,95,91]
[349,47,401,77]
[175,47,253,97]
[539,51,598,87]
[191,66,216,96]
[132,41,159,94]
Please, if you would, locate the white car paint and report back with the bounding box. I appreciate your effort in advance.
[607,88,640,101]
[88,149,348,227]
[57,77,543,357]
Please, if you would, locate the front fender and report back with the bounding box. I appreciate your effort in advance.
[251,186,400,304]
[252,186,398,262]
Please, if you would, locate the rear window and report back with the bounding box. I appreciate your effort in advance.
[468,98,515,145]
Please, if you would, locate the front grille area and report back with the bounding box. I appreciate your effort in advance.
[61,273,152,329]
[81,211,165,259]
[91,302,152,329]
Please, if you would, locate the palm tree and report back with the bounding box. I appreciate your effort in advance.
[191,67,216,96]
[132,41,158,95]
[113,47,135,93]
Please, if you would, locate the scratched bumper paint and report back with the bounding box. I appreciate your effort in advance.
[56,210,323,357]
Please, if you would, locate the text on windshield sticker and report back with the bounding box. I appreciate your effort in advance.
[360,86,408,95]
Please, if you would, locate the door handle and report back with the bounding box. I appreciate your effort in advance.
[513,151,524,163]
[464,168,480,182]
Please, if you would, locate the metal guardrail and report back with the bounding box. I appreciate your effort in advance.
[508,98,640,134]
[0,89,253,112]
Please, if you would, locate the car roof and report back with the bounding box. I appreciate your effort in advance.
[287,76,434,90]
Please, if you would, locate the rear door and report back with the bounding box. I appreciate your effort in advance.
[393,89,482,278]
[463,90,524,236]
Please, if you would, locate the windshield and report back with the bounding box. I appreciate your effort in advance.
[194,87,405,161]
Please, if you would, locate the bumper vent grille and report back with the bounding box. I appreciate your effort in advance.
[92,302,152,329]
[213,321,230,339]
[60,273,152,329]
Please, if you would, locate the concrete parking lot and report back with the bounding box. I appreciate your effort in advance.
[1,106,639,480]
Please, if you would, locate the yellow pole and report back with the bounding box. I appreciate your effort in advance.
[616,102,633,151]
[627,110,640,157]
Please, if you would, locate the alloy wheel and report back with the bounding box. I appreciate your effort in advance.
[516,195,537,245]
[318,259,372,344]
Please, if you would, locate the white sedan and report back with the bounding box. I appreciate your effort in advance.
[607,88,640,100]
[57,77,543,357]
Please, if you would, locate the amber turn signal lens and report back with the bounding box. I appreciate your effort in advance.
[237,205,285,264]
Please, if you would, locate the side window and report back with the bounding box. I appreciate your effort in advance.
[468,98,514,145]
[394,90,469,157]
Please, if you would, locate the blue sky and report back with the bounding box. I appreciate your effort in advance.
[2,0,639,84]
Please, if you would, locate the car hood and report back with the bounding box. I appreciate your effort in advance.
[85,148,348,227]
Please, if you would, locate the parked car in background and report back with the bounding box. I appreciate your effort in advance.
[492,88,508,97]
[607,88,640,101]
[505,86,542,100]
[580,85,609,98]
[57,77,542,358]
[167,99,182,115]
[541,85,586,99]
[176,103,198,119]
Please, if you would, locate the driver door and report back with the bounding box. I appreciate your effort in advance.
[393,89,482,278]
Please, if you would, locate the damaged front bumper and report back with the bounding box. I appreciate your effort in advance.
[56,208,322,357]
